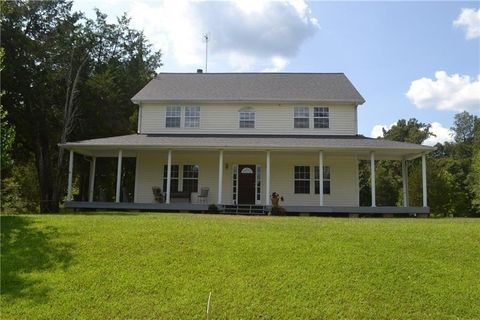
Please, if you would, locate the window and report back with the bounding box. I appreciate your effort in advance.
[239,108,255,128]
[256,165,261,202]
[294,166,310,194]
[185,107,200,128]
[232,165,238,204]
[294,107,309,128]
[241,167,254,174]
[315,166,331,195]
[166,106,181,128]
[163,165,179,192]
[182,165,199,193]
[314,107,329,128]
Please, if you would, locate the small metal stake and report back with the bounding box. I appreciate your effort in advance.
[206,291,212,320]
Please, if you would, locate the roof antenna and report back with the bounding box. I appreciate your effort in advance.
[203,33,209,73]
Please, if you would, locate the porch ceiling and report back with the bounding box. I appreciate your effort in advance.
[59,134,435,160]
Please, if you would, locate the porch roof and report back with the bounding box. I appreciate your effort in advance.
[60,134,434,160]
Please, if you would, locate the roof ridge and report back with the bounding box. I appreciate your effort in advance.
[155,72,346,76]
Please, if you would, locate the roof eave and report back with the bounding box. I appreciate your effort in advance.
[131,98,365,105]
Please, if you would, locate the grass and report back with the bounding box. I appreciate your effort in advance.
[1,213,480,319]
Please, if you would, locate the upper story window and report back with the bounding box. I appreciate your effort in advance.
[239,108,255,128]
[166,106,181,128]
[185,106,200,128]
[314,107,329,128]
[294,107,309,128]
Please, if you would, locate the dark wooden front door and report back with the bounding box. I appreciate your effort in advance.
[238,165,256,204]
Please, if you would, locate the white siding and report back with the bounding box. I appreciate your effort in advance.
[134,151,359,206]
[140,103,358,136]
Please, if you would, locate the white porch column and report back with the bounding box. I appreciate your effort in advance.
[115,150,123,203]
[319,150,324,206]
[370,151,376,207]
[422,154,427,207]
[67,150,74,201]
[166,149,172,204]
[402,158,408,207]
[266,150,271,205]
[88,157,96,202]
[217,150,224,204]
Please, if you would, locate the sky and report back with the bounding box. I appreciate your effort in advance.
[72,0,480,145]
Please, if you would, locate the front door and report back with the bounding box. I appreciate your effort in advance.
[238,165,256,204]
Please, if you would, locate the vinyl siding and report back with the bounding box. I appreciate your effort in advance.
[140,103,358,135]
[134,151,359,206]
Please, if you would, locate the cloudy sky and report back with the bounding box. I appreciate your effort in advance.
[73,0,480,145]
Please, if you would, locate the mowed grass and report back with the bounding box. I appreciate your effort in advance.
[1,214,480,319]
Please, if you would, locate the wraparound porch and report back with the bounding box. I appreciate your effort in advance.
[61,140,432,215]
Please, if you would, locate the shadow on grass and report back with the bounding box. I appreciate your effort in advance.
[0,216,74,303]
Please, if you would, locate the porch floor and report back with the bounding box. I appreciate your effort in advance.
[65,201,429,215]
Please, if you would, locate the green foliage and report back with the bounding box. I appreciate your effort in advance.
[0,106,15,172]
[468,150,480,212]
[369,113,479,216]
[382,118,433,144]
[2,214,480,319]
[1,1,161,211]
[1,162,40,213]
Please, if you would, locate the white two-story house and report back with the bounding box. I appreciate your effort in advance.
[61,72,434,215]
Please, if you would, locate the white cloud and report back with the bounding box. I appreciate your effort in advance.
[129,0,319,71]
[370,121,455,146]
[423,122,455,146]
[406,71,480,113]
[453,8,480,39]
[263,56,289,72]
[370,122,395,138]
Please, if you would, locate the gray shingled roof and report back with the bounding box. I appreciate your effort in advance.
[61,134,433,152]
[131,73,365,104]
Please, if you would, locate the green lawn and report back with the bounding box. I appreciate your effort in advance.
[1,214,479,319]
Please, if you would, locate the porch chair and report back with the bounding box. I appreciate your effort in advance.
[197,187,209,204]
[152,186,165,203]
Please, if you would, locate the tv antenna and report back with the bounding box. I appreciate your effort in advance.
[203,33,209,72]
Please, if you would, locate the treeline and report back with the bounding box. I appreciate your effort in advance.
[1,0,162,212]
[360,113,480,217]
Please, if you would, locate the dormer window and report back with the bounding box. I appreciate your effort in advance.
[239,108,255,128]
[294,107,309,128]
[314,107,329,128]
[166,106,181,128]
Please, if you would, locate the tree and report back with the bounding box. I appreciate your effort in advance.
[0,48,15,172]
[383,118,433,144]
[1,1,162,212]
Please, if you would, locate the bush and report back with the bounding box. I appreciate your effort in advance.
[208,204,219,213]
[1,162,40,213]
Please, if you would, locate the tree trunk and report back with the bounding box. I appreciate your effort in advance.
[34,114,59,213]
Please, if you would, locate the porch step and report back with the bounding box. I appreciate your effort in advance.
[222,205,268,215]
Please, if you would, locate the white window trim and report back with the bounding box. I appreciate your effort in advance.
[293,107,310,129]
[293,165,311,194]
[239,107,256,129]
[255,164,261,205]
[165,106,182,128]
[313,106,330,129]
[184,106,200,128]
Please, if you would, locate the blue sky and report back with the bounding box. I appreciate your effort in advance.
[73,1,480,144]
